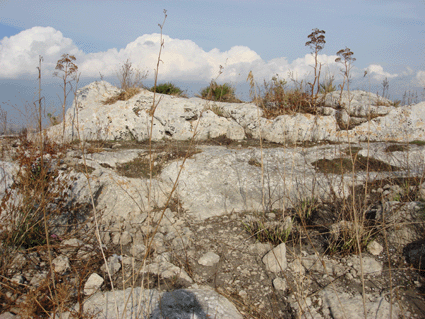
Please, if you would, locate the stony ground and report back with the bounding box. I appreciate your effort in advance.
[1,137,425,318]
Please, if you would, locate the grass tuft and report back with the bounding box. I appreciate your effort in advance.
[151,82,186,97]
[199,81,241,102]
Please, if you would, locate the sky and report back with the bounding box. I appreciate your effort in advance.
[0,0,424,130]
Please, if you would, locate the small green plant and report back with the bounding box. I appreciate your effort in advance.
[319,72,336,94]
[47,112,60,126]
[199,81,240,102]
[297,197,319,220]
[409,140,425,146]
[243,219,292,245]
[151,82,185,96]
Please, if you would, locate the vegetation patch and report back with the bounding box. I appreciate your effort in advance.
[248,158,261,167]
[151,82,186,97]
[72,163,95,174]
[260,75,319,119]
[102,87,141,105]
[199,81,242,103]
[385,144,410,152]
[312,155,401,175]
[410,140,425,146]
[243,219,292,246]
[116,144,201,178]
[341,146,362,156]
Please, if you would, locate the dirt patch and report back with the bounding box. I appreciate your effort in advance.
[312,154,401,175]
[116,144,201,178]
[385,144,410,152]
[71,163,95,174]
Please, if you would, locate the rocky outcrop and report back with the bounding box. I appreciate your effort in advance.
[2,85,425,318]
[45,81,425,145]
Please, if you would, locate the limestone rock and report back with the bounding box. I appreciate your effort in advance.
[84,273,104,295]
[52,255,70,273]
[141,261,193,284]
[380,201,425,247]
[347,255,382,275]
[198,251,220,266]
[273,277,287,291]
[100,255,121,275]
[336,102,425,142]
[262,243,287,273]
[321,90,394,117]
[320,287,399,319]
[79,287,243,319]
[367,240,383,256]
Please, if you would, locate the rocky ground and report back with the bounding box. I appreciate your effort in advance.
[1,82,425,318]
[0,136,424,318]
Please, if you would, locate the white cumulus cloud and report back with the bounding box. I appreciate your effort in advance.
[0,26,403,90]
[0,26,83,78]
[415,70,425,87]
[365,64,398,81]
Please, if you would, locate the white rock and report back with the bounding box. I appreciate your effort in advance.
[11,274,24,284]
[273,277,287,291]
[100,255,121,275]
[84,273,104,295]
[320,287,399,319]
[262,243,287,273]
[198,251,220,266]
[131,243,147,258]
[120,231,133,246]
[347,255,382,275]
[288,259,305,276]
[141,261,193,284]
[77,287,243,319]
[367,240,383,256]
[60,238,84,254]
[248,242,273,256]
[52,255,71,273]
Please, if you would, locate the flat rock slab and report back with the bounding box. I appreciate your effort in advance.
[77,287,243,319]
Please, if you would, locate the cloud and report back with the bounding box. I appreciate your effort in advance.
[415,70,425,87]
[364,64,398,81]
[0,26,401,89]
[0,26,83,79]
[402,66,414,76]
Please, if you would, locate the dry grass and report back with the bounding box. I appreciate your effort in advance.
[102,87,141,105]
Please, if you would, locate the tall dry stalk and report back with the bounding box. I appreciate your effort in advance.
[335,47,356,106]
[53,54,78,139]
[305,28,326,106]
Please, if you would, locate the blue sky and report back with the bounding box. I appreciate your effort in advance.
[0,0,424,129]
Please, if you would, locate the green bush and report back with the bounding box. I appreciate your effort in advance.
[199,81,240,102]
[151,82,185,96]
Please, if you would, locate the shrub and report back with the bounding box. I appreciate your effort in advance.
[117,58,147,91]
[199,81,240,102]
[102,59,147,105]
[260,75,314,118]
[151,82,185,96]
[0,136,69,249]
